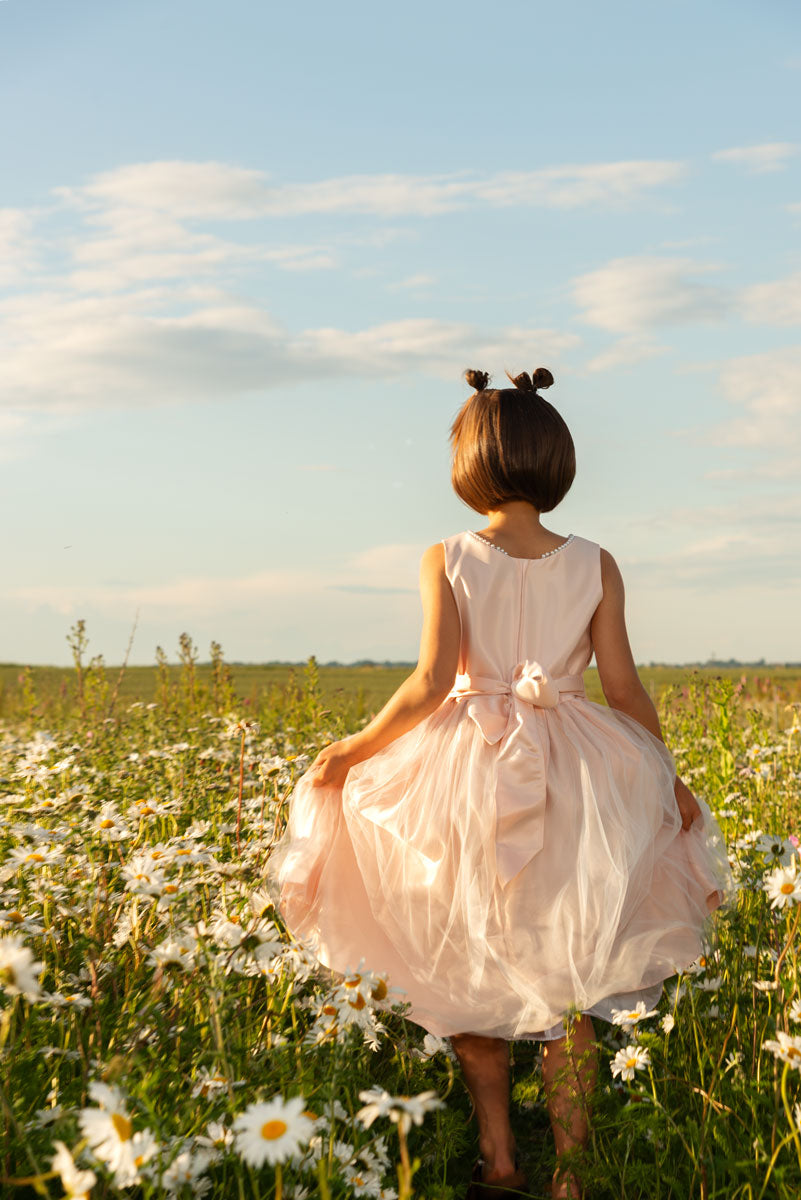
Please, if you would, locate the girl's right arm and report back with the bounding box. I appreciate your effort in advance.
[590,548,701,830]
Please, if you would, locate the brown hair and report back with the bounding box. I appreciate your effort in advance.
[450,367,575,514]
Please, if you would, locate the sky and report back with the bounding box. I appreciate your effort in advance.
[1,0,800,668]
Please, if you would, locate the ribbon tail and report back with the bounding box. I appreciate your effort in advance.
[494,706,550,887]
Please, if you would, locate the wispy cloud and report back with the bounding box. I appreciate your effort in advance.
[10,541,426,617]
[741,271,801,325]
[572,255,729,334]
[711,142,799,173]
[53,158,687,222]
[712,347,801,449]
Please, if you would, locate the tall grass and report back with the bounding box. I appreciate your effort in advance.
[1,626,800,1198]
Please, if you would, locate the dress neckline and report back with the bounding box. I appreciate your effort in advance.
[467,530,576,561]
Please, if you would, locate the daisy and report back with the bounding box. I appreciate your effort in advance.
[789,997,801,1023]
[342,1162,384,1196]
[51,1140,97,1199]
[763,865,801,909]
[78,1083,156,1187]
[232,1095,314,1167]
[763,1031,801,1070]
[611,1001,659,1031]
[610,1045,651,1081]
[661,1014,675,1034]
[0,935,43,1000]
[756,834,799,865]
[356,1088,444,1135]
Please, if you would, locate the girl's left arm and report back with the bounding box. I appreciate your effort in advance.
[309,542,461,788]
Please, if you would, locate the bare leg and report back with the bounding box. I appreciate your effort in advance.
[449,1033,526,1186]
[541,1016,597,1199]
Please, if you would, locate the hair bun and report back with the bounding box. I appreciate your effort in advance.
[506,367,554,392]
[464,368,490,392]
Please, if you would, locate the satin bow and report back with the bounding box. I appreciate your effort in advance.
[447,663,585,888]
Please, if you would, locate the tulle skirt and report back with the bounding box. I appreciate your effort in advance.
[266,697,735,1040]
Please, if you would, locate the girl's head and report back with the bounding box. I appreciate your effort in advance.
[449,367,575,515]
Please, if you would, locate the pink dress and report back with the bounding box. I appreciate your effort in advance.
[268,531,734,1040]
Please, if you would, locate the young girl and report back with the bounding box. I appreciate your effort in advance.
[269,367,734,1200]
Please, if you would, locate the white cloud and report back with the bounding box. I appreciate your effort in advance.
[584,336,667,373]
[741,271,801,324]
[712,347,801,448]
[711,142,799,173]
[54,158,687,221]
[0,208,38,285]
[0,280,578,409]
[572,256,729,334]
[11,542,427,619]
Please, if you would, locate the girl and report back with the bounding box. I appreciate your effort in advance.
[269,367,734,1200]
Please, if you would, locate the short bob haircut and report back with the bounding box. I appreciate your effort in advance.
[450,367,575,515]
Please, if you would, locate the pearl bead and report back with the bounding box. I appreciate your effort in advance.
[468,531,575,560]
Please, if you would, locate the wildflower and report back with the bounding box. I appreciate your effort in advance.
[78,1082,156,1187]
[789,998,801,1023]
[763,1031,801,1070]
[763,864,801,909]
[610,1045,651,1081]
[342,1162,384,1196]
[661,1014,675,1034]
[0,935,43,1000]
[161,1146,215,1195]
[51,1140,97,1199]
[611,1002,659,1031]
[756,834,799,865]
[753,979,780,992]
[232,1095,314,1167]
[356,1088,444,1135]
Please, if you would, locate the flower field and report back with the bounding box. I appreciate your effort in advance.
[2,631,801,1199]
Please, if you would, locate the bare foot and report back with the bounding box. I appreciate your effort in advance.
[552,1164,583,1199]
[481,1160,527,1189]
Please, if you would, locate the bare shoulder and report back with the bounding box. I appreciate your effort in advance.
[419,542,447,575]
[598,546,625,601]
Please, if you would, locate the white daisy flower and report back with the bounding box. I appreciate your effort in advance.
[789,998,801,1023]
[756,834,799,865]
[764,864,801,909]
[51,1140,97,1199]
[356,1088,444,1135]
[763,1031,801,1070]
[78,1084,156,1187]
[232,1095,315,1167]
[661,1014,675,1034]
[161,1146,215,1195]
[0,935,43,1000]
[342,1162,384,1196]
[610,1045,651,1081]
[611,1002,659,1031]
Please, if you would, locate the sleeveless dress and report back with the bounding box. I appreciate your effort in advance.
[267,531,734,1041]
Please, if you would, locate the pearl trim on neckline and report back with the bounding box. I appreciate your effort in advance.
[468,530,575,560]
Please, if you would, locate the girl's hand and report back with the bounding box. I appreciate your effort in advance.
[308,739,359,789]
[674,776,702,831]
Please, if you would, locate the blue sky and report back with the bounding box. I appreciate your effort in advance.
[2,0,800,666]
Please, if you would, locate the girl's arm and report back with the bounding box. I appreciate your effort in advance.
[590,548,701,830]
[309,542,461,788]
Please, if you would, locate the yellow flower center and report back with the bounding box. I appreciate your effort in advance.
[371,980,388,1000]
[781,882,795,894]
[176,849,192,856]
[163,884,178,894]
[100,819,115,829]
[26,853,45,862]
[322,1004,338,1016]
[7,911,24,923]
[111,1112,133,1141]
[788,1046,801,1060]
[348,992,366,1010]
[302,1109,317,1120]
[260,1119,288,1141]
[626,1058,637,1069]
[139,806,154,816]
[345,974,362,987]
